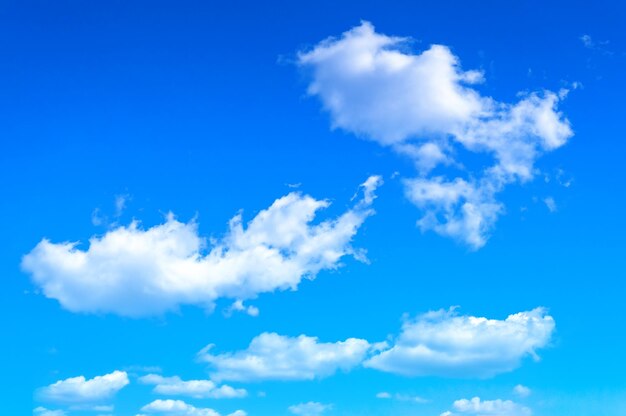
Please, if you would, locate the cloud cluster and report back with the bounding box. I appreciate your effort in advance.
[199,308,554,381]
[139,399,246,416]
[198,333,372,382]
[37,371,129,404]
[441,397,532,416]
[22,176,382,317]
[299,22,573,248]
[139,374,247,399]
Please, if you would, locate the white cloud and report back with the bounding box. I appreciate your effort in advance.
[34,407,66,416]
[22,176,382,317]
[37,370,129,403]
[224,300,259,317]
[364,308,554,378]
[513,385,531,398]
[69,404,115,412]
[441,397,532,416]
[543,197,557,213]
[199,308,553,381]
[198,332,372,382]
[288,402,332,416]
[579,34,611,54]
[403,176,502,249]
[299,22,573,248]
[139,374,247,399]
[375,392,428,403]
[140,399,245,416]
[115,194,130,217]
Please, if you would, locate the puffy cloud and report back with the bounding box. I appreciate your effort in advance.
[364,308,554,378]
[34,407,66,416]
[22,177,382,317]
[200,308,553,381]
[37,370,129,403]
[140,399,245,416]
[299,22,573,248]
[139,374,247,399]
[198,333,372,382]
[288,402,332,416]
[298,21,484,145]
[441,397,532,416]
[403,177,502,249]
[513,385,531,398]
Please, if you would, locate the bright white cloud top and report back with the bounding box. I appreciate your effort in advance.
[440,397,532,416]
[365,307,554,377]
[22,176,382,317]
[37,370,129,403]
[299,21,573,248]
[198,333,372,382]
[199,308,553,381]
[139,399,246,416]
[138,374,247,399]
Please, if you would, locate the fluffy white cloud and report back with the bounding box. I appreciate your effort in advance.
[403,176,502,248]
[199,308,553,381]
[441,397,532,416]
[288,402,332,416]
[34,407,66,416]
[364,308,554,378]
[37,370,129,403]
[299,22,573,248]
[139,374,246,399]
[198,332,372,382]
[22,176,382,317]
[140,399,245,416]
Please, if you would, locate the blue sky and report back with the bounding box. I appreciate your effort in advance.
[1,1,625,415]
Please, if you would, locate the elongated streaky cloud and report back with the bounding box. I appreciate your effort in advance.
[37,370,129,404]
[288,401,332,416]
[299,22,573,248]
[22,176,382,317]
[139,374,247,399]
[140,399,246,416]
[365,308,554,378]
[200,308,553,381]
[440,397,532,416]
[34,407,66,416]
[198,332,373,382]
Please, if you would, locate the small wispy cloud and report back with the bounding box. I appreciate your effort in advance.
[544,197,557,213]
[580,34,613,55]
